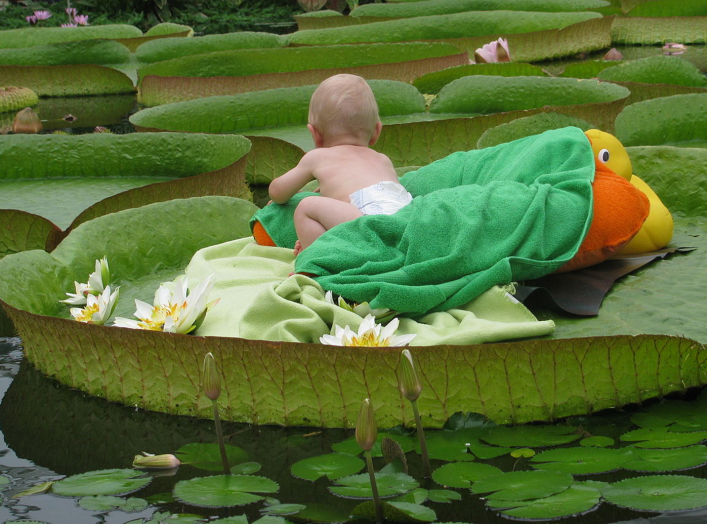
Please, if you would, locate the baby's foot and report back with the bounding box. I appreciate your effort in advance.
[293,240,303,256]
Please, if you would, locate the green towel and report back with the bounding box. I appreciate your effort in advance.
[185,237,555,344]
[293,127,596,316]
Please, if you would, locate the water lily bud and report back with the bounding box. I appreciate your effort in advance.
[132,453,180,469]
[355,398,377,451]
[203,352,221,401]
[398,349,422,402]
[12,107,42,134]
[603,48,623,61]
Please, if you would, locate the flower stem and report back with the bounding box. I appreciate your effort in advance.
[365,450,383,523]
[411,399,432,478]
[211,399,230,475]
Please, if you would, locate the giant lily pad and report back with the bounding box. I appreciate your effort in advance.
[602,475,707,511]
[287,11,603,46]
[0,86,38,112]
[52,469,151,497]
[136,32,287,63]
[598,55,707,87]
[0,65,135,97]
[351,0,610,18]
[471,470,574,501]
[0,39,131,67]
[0,25,143,49]
[412,62,548,95]
[173,475,278,507]
[626,0,707,17]
[136,43,466,107]
[611,16,707,44]
[0,133,251,254]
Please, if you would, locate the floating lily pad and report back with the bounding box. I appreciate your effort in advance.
[173,475,278,508]
[231,462,262,475]
[626,0,707,16]
[0,475,10,488]
[602,475,707,512]
[0,25,142,49]
[476,112,592,149]
[631,399,707,431]
[580,436,615,447]
[12,481,53,498]
[210,517,248,524]
[78,495,148,512]
[353,500,436,523]
[391,488,428,504]
[471,470,574,501]
[482,425,582,448]
[412,62,548,95]
[290,452,365,481]
[623,445,707,472]
[52,469,151,497]
[261,503,306,516]
[488,480,603,520]
[0,39,130,67]
[329,472,418,499]
[428,489,462,503]
[598,55,707,87]
[287,502,353,523]
[431,462,502,488]
[175,443,249,471]
[331,432,416,457]
[531,446,635,474]
[620,427,707,448]
[0,65,135,97]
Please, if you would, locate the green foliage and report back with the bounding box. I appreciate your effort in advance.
[598,55,707,87]
[173,475,279,507]
[52,469,152,497]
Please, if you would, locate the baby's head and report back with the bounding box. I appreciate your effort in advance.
[308,74,381,144]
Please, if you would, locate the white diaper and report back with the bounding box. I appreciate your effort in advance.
[349,181,413,216]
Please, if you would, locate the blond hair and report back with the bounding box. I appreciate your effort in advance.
[308,74,380,141]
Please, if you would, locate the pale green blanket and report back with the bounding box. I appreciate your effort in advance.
[186,237,554,344]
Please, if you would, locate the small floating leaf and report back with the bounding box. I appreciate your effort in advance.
[392,488,428,504]
[289,502,352,523]
[427,489,462,503]
[620,427,707,448]
[291,453,365,481]
[210,516,248,524]
[231,462,261,475]
[432,462,502,488]
[490,480,603,520]
[260,503,306,516]
[511,448,535,459]
[482,425,581,448]
[471,470,574,501]
[329,472,418,499]
[79,495,148,512]
[173,475,278,508]
[52,469,151,497]
[623,445,707,472]
[531,447,635,474]
[13,481,54,498]
[175,443,249,471]
[580,436,615,447]
[602,475,707,512]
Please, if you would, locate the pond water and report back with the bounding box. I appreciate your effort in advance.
[2,336,707,524]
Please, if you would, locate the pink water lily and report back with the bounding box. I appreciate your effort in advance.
[662,42,687,55]
[33,10,52,20]
[474,38,511,64]
[26,15,37,25]
[74,14,89,26]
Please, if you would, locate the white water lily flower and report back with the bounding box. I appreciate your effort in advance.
[87,256,111,293]
[324,290,396,322]
[70,285,119,325]
[114,275,217,334]
[60,281,92,305]
[320,314,416,347]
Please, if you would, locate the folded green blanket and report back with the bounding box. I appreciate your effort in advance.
[254,127,596,316]
[186,237,555,344]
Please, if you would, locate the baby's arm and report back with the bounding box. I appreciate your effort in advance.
[268,153,317,204]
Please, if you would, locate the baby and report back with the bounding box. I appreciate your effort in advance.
[268,74,412,255]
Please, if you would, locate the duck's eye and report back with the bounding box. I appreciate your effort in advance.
[598,149,610,163]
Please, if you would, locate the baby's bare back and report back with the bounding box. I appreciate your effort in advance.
[311,145,400,202]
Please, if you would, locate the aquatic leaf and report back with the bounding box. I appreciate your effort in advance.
[0,475,10,489]
[427,489,462,503]
[210,517,248,524]
[580,436,615,447]
[490,480,602,520]
[329,472,418,499]
[412,62,547,95]
[173,475,278,508]
[0,25,142,49]
[291,453,365,481]
[331,433,416,457]
[289,503,352,523]
[430,76,629,117]
[602,475,707,511]
[352,0,609,18]
[78,495,148,512]
[52,469,151,497]
[560,60,619,78]
[0,39,130,67]
[287,11,602,45]
[0,65,135,97]
[252,518,290,524]
[510,448,535,459]
[631,398,707,431]
[531,446,635,474]
[623,445,707,472]
[482,425,581,448]
[611,16,707,45]
[353,500,436,523]
[431,462,502,488]
[598,56,707,87]
[477,112,592,149]
[12,481,53,498]
[626,0,707,17]
[261,503,305,516]
[131,512,205,524]
[231,462,262,475]
[137,32,285,63]
[620,427,707,448]
[471,470,574,501]
[175,443,248,471]
[391,488,428,504]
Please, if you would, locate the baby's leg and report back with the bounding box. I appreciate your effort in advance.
[294,196,363,253]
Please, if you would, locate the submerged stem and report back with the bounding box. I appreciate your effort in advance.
[411,400,432,478]
[365,449,383,523]
[212,399,230,475]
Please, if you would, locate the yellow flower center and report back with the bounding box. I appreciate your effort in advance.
[75,303,99,323]
[348,332,391,347]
